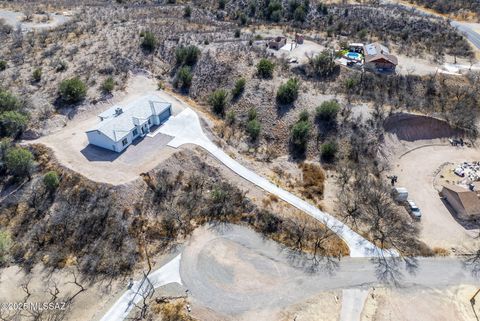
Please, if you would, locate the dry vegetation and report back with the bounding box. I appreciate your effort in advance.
[0,143,347,282]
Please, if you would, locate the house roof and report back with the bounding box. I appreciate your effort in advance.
[364,42,398,66]
[442,184,480,216]
[86,94,171,142]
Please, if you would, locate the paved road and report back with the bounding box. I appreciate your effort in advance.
[451,21,480,50]
[380,0,480,50]
[180,225,478,316]
[156,107,395,258]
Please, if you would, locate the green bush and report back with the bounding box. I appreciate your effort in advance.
[209,89,229,116]
[141,31,157,52]
[43,171,60,192]
[59,77,87,104]
[246,118,261,141]
[176,66,193,89]
[32,68,42,82]
[218,0,226,9]
[256,58,275,79]
[231,78,246,98]
[276,78,300,104]
[294,6,306,22]
[234,29,241,38]
[184,5,192,18]
[0,111,28,138]
[226,110,236,125]
[316,100,340,123]
[248,108,257,121]
[175,45,201,66]
[299,110,309,122]
[321,141,338,162]
[5,147,33,178]
[291,115,311,151]
[0,89,21,112]
[101,77,115,94]
[0,230,11,266]
[310,50,338,77]
[0,61,6,71]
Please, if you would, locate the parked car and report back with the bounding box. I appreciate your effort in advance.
[454,167,465,177]
[406,200,422,220]
[392,187,408,203]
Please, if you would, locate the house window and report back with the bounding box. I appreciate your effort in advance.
[133,129,138,137]
[148,118,151,125]
[122,138,128,146]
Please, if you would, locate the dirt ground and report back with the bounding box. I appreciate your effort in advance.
[361,286,479,321]
[391,143,480,251]
[0,263,124,321]
[0,8,72,31]
[30,74,189,185]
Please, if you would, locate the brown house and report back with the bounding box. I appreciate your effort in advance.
[364,43,398,72]
[441,184,480,220]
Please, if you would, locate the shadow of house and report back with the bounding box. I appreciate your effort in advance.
[80,144,122,162]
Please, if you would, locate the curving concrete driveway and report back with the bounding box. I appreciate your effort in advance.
[98,254,182,321]
[155,108,395,258]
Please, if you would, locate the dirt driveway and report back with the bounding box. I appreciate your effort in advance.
[393,144,480,251]
[32,76,189,185]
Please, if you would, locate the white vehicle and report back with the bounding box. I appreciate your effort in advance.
[392,187,408,202]
[454,167,465,177]
[407,200,422,220]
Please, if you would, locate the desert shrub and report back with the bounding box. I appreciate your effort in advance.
[294,5,306,22]
[101,77,115,94]
[141,31,157,52]
[59,77,87,104]
[175,45,201,66]
[184,5,192,18]
[248,108,257,121]
[0,89,21,112]
[246,118,261,141]
[0,111,28,138]
[54,59,68,72]
[291,114,311,153]
[0,230,11,266]
[43,171,60,192]
[32,68,42,82]
[277,78,300,104]
[218,0,226,9]
[231,78,246,98]
[0,61,6,71]
[256,58,275,78]
[5,147,33,178]
[226,110,236,124]
[309,50,338,77]
[176,66,193,89]
[209,89,229,116]
[321,140,338,162]
[256,210,282,234]
[267,1,283,21]
[317,2,328,14]
[316,100,340,123]
[299,162,325,201]
[234,29,241,38]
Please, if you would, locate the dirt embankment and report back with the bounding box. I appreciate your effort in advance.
[384,113,464,142]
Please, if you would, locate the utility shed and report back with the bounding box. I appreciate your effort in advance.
[441,184,480,220]
[86,94,172,153]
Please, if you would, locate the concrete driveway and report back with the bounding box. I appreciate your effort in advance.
[156,108,395,257]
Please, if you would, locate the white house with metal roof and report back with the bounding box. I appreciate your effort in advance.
[86,94,172,152]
